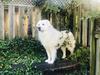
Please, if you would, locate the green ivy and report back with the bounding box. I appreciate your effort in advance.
[0,37,90,75]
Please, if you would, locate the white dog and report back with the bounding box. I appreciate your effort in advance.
[36,20,76,64]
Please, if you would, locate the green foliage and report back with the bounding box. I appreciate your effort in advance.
[0,37,45,75]
[32,0,46,7]
[69,47,90,64]
[0,37,90,75]
[7,37,44,53]
[44,4,60,13]
[67,47,90,74]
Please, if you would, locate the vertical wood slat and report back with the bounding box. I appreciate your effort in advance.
[73,7,80,42]
[87,18,91,46]
[78,6,81,44]
[28,8,32,37]
[50,13,52,24]
[19,6,25,38]
[4,7,9,38]
[77,6,81,44]
[8,5,15,39]
[90,18,96,75]
[55,13,60,30]
[32,8,36,38]
[0,3,4,39]
[82,18,87,46]
[15,7,20,37]
[17,9,20,37]
[96,38,100,75]
[32,7,41,38]
[23,13,28,37]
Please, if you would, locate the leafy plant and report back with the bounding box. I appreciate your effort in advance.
[0,37,90,75]
[32,0,46,7]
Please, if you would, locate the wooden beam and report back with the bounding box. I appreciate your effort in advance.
[0,3,4,39]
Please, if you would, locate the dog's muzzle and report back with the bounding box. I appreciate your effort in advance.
[38,27,41,31]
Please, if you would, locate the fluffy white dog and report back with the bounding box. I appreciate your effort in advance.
[36,20,76,64]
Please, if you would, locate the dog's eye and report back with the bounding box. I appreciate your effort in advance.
[42,24,44,25]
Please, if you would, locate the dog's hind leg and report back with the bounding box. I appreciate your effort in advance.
[61,46,66,58]
[67,43,75,55]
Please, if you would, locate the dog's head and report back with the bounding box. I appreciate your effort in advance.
[36,20,52,32]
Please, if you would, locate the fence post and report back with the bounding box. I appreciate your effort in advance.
[95,38,100,75]
[0,3,4,39]
[8,5,15,39]
[90,18,95,75]
[94,18,100,75]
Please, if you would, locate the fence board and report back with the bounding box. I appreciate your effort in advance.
[19,6,25,38]
[96,38,100,75]
[32,7,41,38]
[82,18,87,46]
[15,7,20,37]
[28,8,32,37]
[8,5,15,39]
[0,4,4,39]
[90,18,96,75]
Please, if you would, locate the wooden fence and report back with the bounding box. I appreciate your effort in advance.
[0,3,42,39]
[0,3,92,48]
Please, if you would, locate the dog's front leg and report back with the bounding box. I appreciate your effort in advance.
[48,48,57,64]
[45,48,51,63]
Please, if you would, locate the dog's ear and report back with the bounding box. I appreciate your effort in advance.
[45,20,53,28]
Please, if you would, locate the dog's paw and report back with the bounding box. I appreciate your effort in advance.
[47,60,54,64]
[45,60,54,64]
[62,56,66,59]
[45,59,50,63]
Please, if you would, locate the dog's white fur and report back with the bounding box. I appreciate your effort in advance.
[36,20,76,64]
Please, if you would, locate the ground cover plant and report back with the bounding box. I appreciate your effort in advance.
[0,37,89,75]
